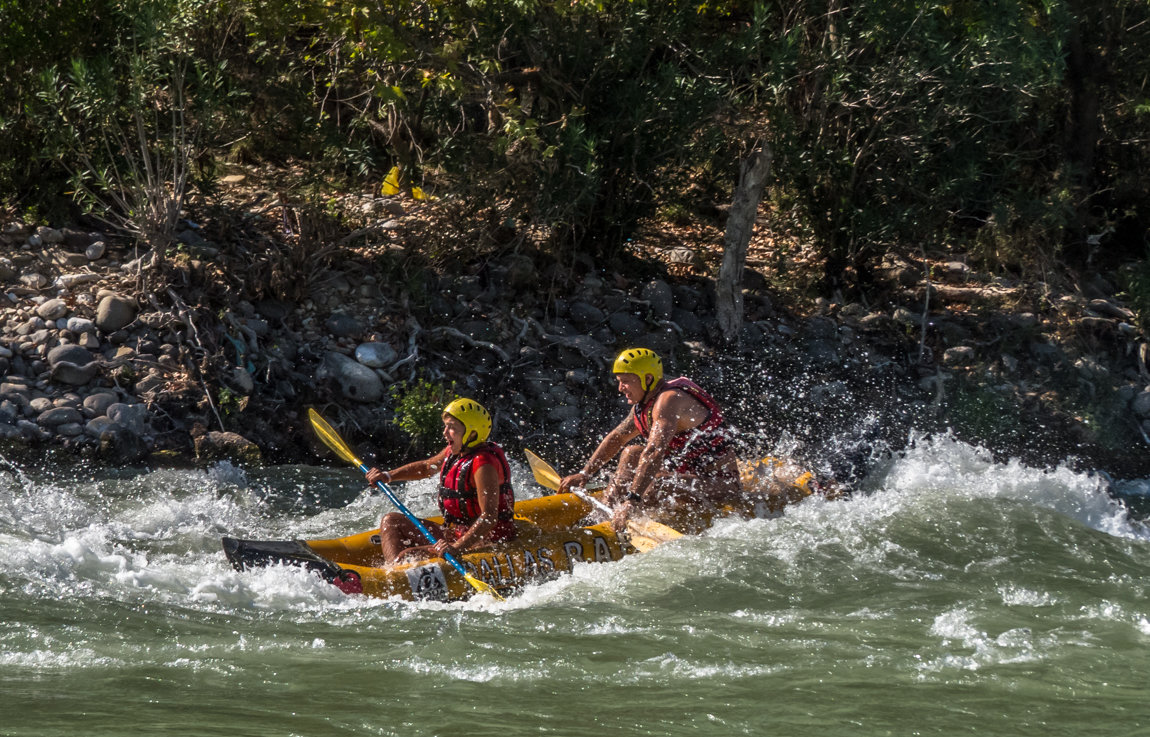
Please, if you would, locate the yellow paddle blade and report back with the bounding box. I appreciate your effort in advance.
[524,448,562,491]
[525,448,682,550]
[628,517,683,545]
[308,409,363,467]
[463,573,505,601]
[626,530,661,553]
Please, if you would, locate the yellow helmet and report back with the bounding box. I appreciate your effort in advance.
[443,397,491,449]
[612,348,663,392]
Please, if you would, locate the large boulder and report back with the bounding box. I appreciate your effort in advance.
[319,351,383,402]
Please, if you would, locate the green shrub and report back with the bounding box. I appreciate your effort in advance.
[390,376,457,455]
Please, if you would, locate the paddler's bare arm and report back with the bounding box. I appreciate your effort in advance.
[432,463,501,556]
[611,392,700,531]
[625,397,681,503]
[559,416,640,491]
[366,446,450,486]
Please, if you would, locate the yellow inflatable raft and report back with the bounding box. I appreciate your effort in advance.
[222,457,844,602]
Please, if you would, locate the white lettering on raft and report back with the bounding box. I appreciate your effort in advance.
[453,537,612,588]
[563,541,584,571]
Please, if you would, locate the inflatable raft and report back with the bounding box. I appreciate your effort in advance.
[223,490,624,601]
[222,456,845,602]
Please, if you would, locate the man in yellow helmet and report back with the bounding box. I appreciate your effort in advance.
[558,348,741,532]
[365,398,517,563]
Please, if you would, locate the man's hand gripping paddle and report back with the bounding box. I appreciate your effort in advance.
[308,408,504,601]
[523,449,682,552]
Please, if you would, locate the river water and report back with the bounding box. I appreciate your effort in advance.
[2,434,1148,736]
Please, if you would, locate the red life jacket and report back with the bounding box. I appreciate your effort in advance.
[438,442,516,528]
[632,377,733,474]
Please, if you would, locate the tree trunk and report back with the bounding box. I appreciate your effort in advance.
[716,141,773,344]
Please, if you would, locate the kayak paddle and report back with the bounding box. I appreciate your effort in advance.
[308,408,504,601]
[523,449,682,552]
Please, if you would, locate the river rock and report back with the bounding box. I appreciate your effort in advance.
[3,222,29,238]
[56,273,101,290]
[319,351,383,402]
[16,419,47,441]
[86,241,107,260]
[48,344,92,366]
[194,431,263,465]
[568,302,605,330]
[96,294,138,332]
[107,402,148,435]
[556,417,581,438]
[35,226,63,244]
[222,366,255,396]
[20,272,48,289]
[36,299,68,320]
[37,406,83,427]
[547,404,581,423]
[892,307,918,326]
[642,280,674,320]
[608,311,646,340]
[355,341,398,368]
[672,285,700,312]
[98,426,149,463]
[56,422,84,437]
[47,344,99,385]
[1087,299,1134,320]
[1133,389,1150,418]
[943,346,976,368]
[254,300,291,322]
[504,254,536,289]
[83,391,119,417]
[667,246,701,267]
[51,361,98,386]
[325,313,364,339]
[564,368,591,387]
[66,317,96,334]
[1075,357,1108,381]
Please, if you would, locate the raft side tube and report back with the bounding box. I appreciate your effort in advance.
[221,536,343,579]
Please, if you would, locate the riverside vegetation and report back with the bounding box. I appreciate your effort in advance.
[0,0,1148,482]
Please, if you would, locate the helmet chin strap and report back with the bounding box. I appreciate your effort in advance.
[640,375,662,402]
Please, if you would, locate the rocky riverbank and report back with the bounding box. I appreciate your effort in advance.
[2,187,1148,481]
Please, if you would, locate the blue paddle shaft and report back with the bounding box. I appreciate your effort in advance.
[358,463,473,581]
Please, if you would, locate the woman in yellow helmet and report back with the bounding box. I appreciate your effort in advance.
[558,348,740,533]
[365,398,517,563]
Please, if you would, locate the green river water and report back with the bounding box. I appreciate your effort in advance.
[2,434,1148,736]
